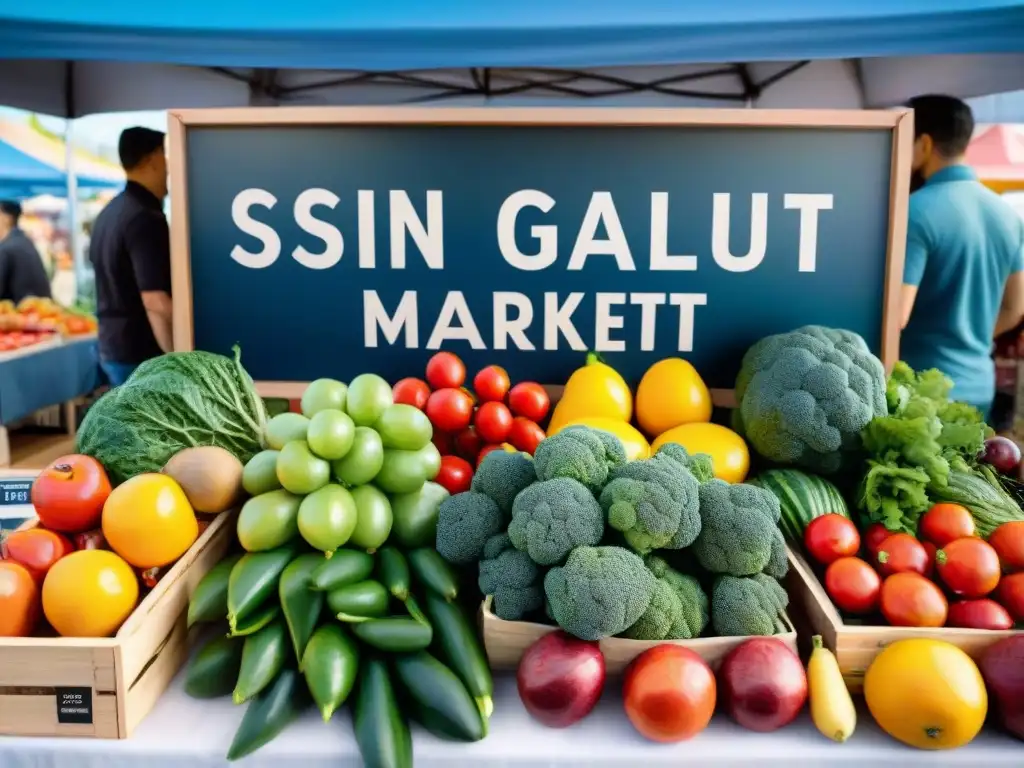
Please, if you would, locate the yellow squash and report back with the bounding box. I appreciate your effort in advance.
[635,357,712,437]
[551,417,651,461]
[548,353,632,432]
[863,639,987,750]
[651,423,750,483]
[807,635,856,743]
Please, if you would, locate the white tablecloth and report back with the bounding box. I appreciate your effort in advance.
[0,673,1019,768]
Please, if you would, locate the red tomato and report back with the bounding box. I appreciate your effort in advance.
[996,572,1024,620]
[0,561,39,637]
[875,533,929,577]
[0,528,73,582]
[508,382,551,423]
[431,431,454,456]
[31,455,111,533]
[477,444,511,467]
[863,523,892,556]
[434,455,474,495]
[918,503,975,547]
[425,388,474,433]
[425,352,465,390]
[947,598,1014,630]
[880,572,948,627]
[988,521,1024,573]
[623,645,716,743]
[475,402,514,444]
[936,537,1002,598]
[921,540,937,578]
[473,366,511,403]
[392,377,430,410]
[803,514,860,566]
[508,417,546,455]
[453,427,483,463]
[824,557,881,614]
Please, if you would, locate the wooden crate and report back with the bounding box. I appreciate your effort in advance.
[0,504,235,738]
[787,547,1022,693]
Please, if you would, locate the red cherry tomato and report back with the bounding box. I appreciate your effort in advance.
[824,557,881,614]
[0,528,73,583]
[508,417,546,455]
[935,537,1002,598]
[434,455,474,495]
[880,572,948,627]
[453,427,483,463]
[947,598,1014,630]
[425,352,465,390]
[31,455,111,533]
[477,444,511,467]
[508,382,551,423]
[875,533,929,577]
[863,523,892,556]
[921,540,937,578]
[425,388,474,434]
[392,377,430,410]
[988,521,1024,573]
[996,572,1024,620]
[475,402,514,444]
[431,430,454,456]
[803,514,860,566]
[918,503,975,547]
[473,366,511,403]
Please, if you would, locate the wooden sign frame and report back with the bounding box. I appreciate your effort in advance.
[167,107,913,407]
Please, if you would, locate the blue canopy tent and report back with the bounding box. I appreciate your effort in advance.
[0,0,1023,117]
[0,138,120,200]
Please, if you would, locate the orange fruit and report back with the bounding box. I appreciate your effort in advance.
[42,550,139,637]
[0,561,40,636]
[102,473,199,569]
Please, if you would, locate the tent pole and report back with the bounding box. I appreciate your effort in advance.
[64,121,82,306]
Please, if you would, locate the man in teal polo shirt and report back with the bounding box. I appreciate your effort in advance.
[901,95,1024,420]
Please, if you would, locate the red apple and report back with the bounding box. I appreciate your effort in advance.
[719,638,807,732]
[516,630,605,728]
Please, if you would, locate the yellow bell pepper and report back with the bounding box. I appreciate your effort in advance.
[548,353,632,433]
[551,417,651,461]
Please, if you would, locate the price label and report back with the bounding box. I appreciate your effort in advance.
[55,687,93,725]
[0,478,32,507]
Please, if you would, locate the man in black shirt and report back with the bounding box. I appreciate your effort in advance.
[0,200,51,304]
[89,127,172,386]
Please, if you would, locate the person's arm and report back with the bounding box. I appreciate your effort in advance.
[994,236,1024,338]
[900,204,929,329]
[125,212,173,353]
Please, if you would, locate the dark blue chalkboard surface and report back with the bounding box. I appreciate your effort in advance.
[174,109,907,392]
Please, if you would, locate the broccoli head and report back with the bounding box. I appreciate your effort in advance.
[508,478,604,566]
[646,554,708,639]
[435,491,504,565]
[478,533,544,621]
[691,480,782,576]
[471,450,536,516]
[599,455,700,554]
[655,442,715,484]
[763,526,790,579]
[533,426,627,492]
[734,325,887,474]
[711,573,789,637]
[544,545,656,640]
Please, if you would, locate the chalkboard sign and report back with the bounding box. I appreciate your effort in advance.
[169,108,911,402]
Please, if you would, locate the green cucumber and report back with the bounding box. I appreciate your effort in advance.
[233,620,289,704]
[353,658,412,768]
[227,667,310,762]
[188,554,241,627]
[228,602,281,637]
[407,548,458,601]
[227,544,298,632]
[302,624,359,721]
[279,553,325,662]
[390,482,448,549]
[309,549,375,591]
[184,634,243,699]
[351,617,433,652]
[749,468,849,542]
[391,651,485,742]
[327,580,390,621]
[377,547,410,601]
[423,590,494,719]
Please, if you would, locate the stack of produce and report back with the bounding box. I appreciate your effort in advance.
[0,296,97,340]
[436,424,791,641]
[392,351,550,495]
[184,374,491,763]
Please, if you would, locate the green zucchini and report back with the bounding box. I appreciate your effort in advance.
[187,554,241,627]
[228,602,281,637]
[351,617,433,652]
[227,544,299,632]
[353,658,413,768]
[327,580,390,621]
[279,553,325,662]
[233,620,289,704]
[310,548,375,591]
[391,651,485,741]
[407,548,458,601]
[423,590,494,718]
[377,547,410,601]
[302,624,359,721]
[184,634,242,699]
[227,667,310,761]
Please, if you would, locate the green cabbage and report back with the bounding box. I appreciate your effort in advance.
[77,348,267,485]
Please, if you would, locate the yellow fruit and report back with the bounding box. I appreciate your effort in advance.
[548,353,632,432]
[553,417,651,461]
[864,639,987,750]
[635,358,712,437]
[808,635,856,743]
[102,473,199,569]
[42,550,139,637]
[651,423,749,483]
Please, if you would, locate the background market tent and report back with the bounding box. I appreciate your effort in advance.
[1,0,1024,118]
[967,124,1024,193]
[0,134,121,200]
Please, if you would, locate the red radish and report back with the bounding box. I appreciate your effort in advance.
[475,402,514,444]
[718,638,807,733]
[875,533,929,577]
[516,631,605,728]
[473,365,511,403]
[453,427,483,463]
[392,377,430,410]
[425,352,465,390]
[508,417,546,455]
[508,382,551,423]
[947,599,1014,630]
[425,388,474,433]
